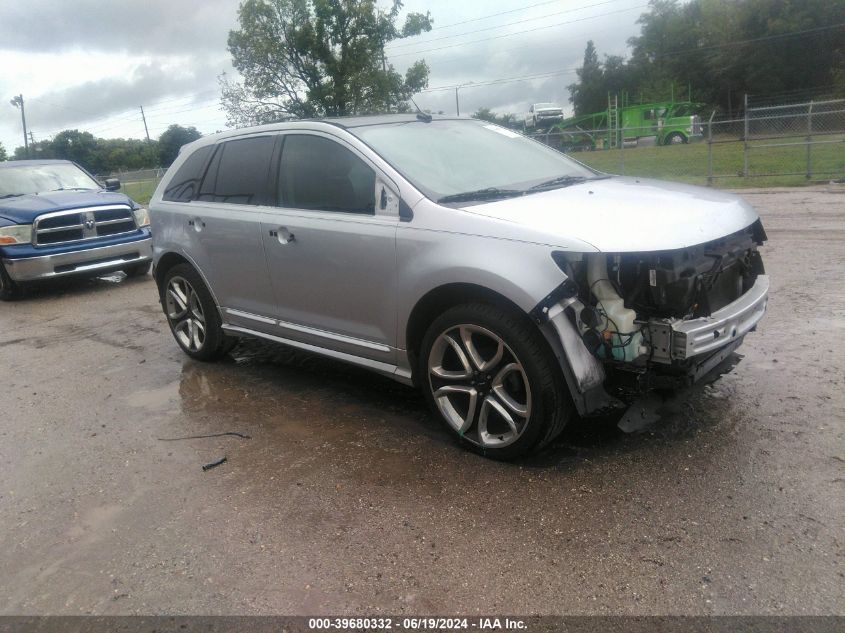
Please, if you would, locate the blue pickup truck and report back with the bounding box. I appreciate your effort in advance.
[0,159,152,300]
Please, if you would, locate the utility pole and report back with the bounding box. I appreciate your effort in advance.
[9,94,28,157]
[140,105,151,142]
[27,131,35,146]
[455,87,460,116]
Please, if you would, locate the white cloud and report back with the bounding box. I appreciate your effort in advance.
[0,0,646,155]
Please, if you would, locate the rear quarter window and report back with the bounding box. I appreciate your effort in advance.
[162,145,214,202]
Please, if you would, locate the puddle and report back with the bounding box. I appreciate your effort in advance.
[125,380,180,409]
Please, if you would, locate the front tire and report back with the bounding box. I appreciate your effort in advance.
[419,303,571,460]
[665,132,687,145]
[124,261,152,277]
[160,264,234,361]
[0,262,21,301]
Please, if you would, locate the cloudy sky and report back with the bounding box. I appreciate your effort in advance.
[0,0,648,155]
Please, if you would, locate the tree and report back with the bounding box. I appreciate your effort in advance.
[50,130,100,171]
[471,107,497,123]
[568,41,608,115]
[221,0,433,125]
[158,125,202,166]
[471,108,520,129]
[0,142,7,162]
[566,0,845,116]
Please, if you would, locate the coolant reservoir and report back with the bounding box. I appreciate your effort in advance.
[586,254,648,362]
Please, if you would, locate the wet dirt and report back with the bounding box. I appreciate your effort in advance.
[0,186,842,615]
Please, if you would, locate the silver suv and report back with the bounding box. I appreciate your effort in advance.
[150,115,768,459]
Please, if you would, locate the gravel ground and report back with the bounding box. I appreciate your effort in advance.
[0,186,842,615]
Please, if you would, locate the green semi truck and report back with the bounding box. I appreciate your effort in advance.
[551,95,704,151]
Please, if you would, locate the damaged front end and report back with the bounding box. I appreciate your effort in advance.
[535,220,769,415]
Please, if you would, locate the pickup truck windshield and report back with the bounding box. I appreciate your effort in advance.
[351,119,597,202]
[0,163,100,198]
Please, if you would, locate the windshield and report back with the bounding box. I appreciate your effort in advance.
[0,163,100,197]
[351,119,597,201]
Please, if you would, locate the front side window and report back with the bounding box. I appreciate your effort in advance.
[278,135,375,214]
[351,119,597,202]
[198,136,275,205]
[0,163,100,198]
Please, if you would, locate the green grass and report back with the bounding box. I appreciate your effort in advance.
[568,134,845,188]
[119,179,159,205]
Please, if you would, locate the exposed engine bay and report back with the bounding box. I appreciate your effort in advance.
[548,220,768,405]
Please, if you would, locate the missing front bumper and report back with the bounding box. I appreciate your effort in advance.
[648,275,769,364]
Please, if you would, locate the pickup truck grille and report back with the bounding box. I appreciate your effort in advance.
[33,205,137,246]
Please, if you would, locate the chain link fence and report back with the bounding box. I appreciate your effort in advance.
[105,98,844,200]
[528,98,845,187]
[102,167,166,204]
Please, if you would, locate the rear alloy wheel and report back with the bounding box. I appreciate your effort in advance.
[161,264,234,361]
[0,261,21,301]
[420,303,570,459]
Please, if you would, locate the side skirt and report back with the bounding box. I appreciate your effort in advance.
[221,324,414,386]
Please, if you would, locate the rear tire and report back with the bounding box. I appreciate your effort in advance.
[160,263,235,361]
[418,303,571,460]
[124,261,152,277]
[0,262,21,301]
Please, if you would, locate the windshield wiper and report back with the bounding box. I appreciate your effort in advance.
[529,174,609,191]
[48,187,95,192]
[0,193,25,199]
[438,187,524,204]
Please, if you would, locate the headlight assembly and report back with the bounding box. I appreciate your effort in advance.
[133,207,150,227]
[0,224,32,245]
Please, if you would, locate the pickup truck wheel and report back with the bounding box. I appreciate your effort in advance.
[0,262,21,301]
[419,303,571,460]
[161,264,234,361]
[124,261,152,277]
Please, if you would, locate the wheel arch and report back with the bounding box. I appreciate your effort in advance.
[405,282,532,379]
[154,251,192,290]
[154,250,223,316]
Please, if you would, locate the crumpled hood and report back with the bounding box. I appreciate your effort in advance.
[462,176,760,252]
[0,190,136,225]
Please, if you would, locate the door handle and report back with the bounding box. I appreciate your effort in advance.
[188,217,205,231]
[269,227,295,244]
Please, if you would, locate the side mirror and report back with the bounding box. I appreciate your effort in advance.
[104,178,121,191]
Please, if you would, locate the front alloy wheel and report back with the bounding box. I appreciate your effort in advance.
[429,325,531,448]
[420,303,571,459]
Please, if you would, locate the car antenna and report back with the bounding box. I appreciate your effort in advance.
[410,97,432,122]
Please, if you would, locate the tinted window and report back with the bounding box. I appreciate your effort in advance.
[197,136,275,205]
[279,135,375,214]
[162,145,213,202]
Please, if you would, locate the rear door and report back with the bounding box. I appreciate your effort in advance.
[189,135,279,330]
[259,132,399,363]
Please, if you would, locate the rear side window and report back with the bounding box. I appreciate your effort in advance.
[279,135,375,214]
[162,145,213,202]
[198,136,275,205]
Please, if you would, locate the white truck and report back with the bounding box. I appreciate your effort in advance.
[525,103,564,129]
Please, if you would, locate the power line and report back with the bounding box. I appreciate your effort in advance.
[658,21,845,57]
[415,22,845,96]
[421,67,580,93]
[424,0,566,32]
[386,0,628,50]
[386,4,647,58]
